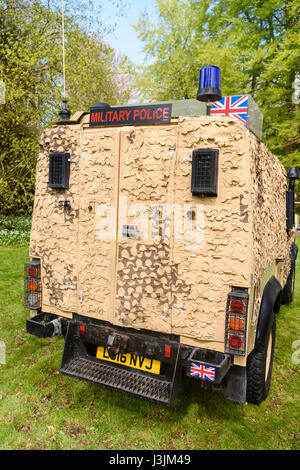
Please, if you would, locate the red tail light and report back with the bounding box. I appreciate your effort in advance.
[230,298,245,313]
[229,335,242,349]
[225,288,249,356]
[28,266,37,277]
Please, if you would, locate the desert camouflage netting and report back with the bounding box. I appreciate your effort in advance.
[29,115,293,356]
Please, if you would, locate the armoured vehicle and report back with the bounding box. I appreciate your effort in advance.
[25,94,298,406]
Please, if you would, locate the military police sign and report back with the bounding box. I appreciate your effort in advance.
[89,102,172,127]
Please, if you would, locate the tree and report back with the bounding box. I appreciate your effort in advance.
[0,0,60,214]
[0,0,131,215]
[134,0,299,189]
[133,0,250,101]
[65,27,131,113]
[208,0,300,159]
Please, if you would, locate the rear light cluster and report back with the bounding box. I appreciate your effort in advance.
[225,287,249,355]
[24,260,41,309]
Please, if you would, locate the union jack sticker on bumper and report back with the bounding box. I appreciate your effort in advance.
[190,363,216,382]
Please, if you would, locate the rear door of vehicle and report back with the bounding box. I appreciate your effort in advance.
[77,127,120,321]
[113,124,178,334]
[77,121,181,335]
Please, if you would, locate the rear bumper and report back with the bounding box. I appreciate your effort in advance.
[26,312,68,338]
[26,312,230,381]
[61,317,181,405]
[26,312,246,404]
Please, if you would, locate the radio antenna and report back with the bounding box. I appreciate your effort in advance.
[59,0,70,120]
[62,0,66,98]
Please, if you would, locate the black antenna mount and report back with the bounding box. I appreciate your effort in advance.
[59,98,71,121]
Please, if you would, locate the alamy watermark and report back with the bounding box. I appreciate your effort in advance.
[95,198,204,249]
[0,80,5,105]
[0,340,5,365]
[292,340,300,365]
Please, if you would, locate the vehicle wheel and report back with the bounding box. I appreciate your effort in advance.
[281,264,295,305]
[246,312,276,405]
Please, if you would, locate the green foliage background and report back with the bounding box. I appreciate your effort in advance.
[0,0,131,215]
[133,0,300,196]
[0,0,299,215]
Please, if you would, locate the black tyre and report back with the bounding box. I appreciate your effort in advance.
[246,312,276,405]
[281,264,295,305]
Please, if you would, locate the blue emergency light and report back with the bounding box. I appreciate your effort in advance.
[196,66,222,103]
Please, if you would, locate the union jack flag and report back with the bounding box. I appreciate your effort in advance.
[190,363,216,382]
[211,95,249,125]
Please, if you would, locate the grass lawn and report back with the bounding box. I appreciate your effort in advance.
[0,242,299,450]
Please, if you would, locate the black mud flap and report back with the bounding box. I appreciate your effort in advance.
[60,321,181,406]
[219,365,247,404]
[190,365,247,404]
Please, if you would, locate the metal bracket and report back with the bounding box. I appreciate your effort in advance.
[168,145,176,159]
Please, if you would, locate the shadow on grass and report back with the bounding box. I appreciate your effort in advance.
[60,362,245,425]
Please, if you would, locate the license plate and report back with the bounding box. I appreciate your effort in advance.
[96,346,161,375]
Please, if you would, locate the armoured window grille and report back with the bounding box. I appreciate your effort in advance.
[191,149,218,197]
[49,152,70,189]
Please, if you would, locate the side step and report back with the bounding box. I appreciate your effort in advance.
[60,321,181,406]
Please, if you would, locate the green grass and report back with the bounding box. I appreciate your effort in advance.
[0,243,299,450]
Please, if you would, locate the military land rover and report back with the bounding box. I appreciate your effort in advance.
[25,69,298,406]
